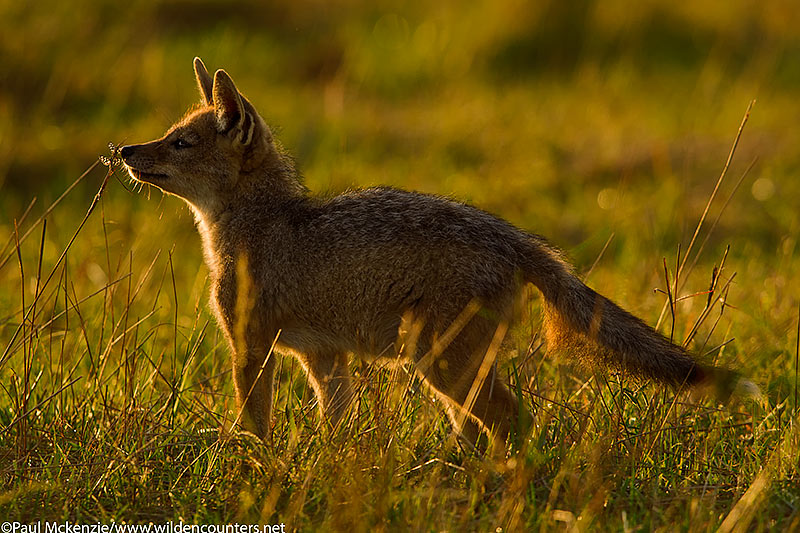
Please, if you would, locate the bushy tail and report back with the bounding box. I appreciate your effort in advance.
[520,236,756,400]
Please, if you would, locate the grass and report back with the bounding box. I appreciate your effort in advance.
[1,0,800,530]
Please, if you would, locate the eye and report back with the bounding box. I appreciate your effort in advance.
[172,138,192,149]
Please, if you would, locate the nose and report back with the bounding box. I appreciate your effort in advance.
[120,145,135,160]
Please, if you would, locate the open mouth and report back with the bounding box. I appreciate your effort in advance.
[126,167,169,182]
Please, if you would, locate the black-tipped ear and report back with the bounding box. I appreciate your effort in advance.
[212,69,244,134]
[239,108,256,146]
[194,57,213,106]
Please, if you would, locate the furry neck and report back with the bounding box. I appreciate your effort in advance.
[188,181,306,279]
[191,206,229,279]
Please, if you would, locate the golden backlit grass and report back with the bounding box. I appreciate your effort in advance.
[1,0,799,530]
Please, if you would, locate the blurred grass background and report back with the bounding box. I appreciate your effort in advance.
[1,0,799,529]
[3,0,798,377]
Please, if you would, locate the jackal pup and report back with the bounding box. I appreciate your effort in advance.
[121,58,747,451]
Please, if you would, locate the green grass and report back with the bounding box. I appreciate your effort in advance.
[1,0,799,530]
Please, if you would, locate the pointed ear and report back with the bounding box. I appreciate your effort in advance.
[212,69,258,146]
[212,69,244,134]
[194,57,213,106]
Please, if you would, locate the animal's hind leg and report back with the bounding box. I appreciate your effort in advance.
[467,368,530,448]
[299,351,354,429]
[416,333,528,451]
[444,405,485,452]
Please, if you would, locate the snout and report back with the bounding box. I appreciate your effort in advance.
[120,144,140,164]
[119,144,144,165]
[119,144,168,182]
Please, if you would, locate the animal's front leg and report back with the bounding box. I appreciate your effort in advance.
[299,351,354,429]
[232,347,276,439]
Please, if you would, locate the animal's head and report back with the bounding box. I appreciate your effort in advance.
[122,58,297,217]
